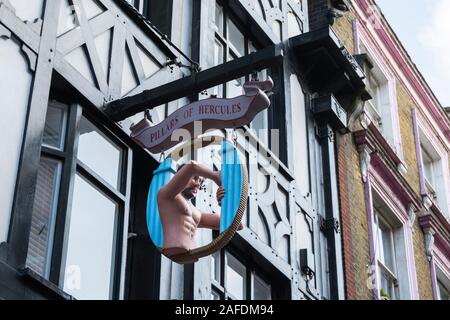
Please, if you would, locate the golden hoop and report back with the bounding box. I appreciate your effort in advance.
[154,135,248,263]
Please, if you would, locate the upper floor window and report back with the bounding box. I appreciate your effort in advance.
[365,68,383,126]
[212,2,270,146]
[435,256,450,300]
[419,128,449,218]
[359,45,402,156]
[374,210,399,300]
[363,58,388,130]
[26,101,130,300]
[421,146,437,199]
[210,249,275,300]
[438,279,450,300]
[372,192,415,300]
[126,0,145,14]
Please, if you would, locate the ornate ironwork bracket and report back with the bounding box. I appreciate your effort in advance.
[318,214,340,234]
[316,126,335,143]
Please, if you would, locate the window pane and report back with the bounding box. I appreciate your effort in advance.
[226,54,244,98]
[43,103,67,150]
[249,41,256,54]
[379,267,396,300]
[214,39,224,66]
[421,147,434,186]
[77,116,122,189]
[379,219,395,272]
[211,289,221,300]
[226,78,243,98]
[63,174,118,300]
[250,109,268,146]
[228,19,245,56]
[438,280,450,300]
[379,268,392,299]
[376,220,385,262]
[211,39,224,96]
[27,157,62,277]
[215,3,223,35]
[253,274,271,300]
[225,253,246,299]
[211,251,220,282]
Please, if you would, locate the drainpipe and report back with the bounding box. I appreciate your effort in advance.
[424,229,440,299]
[316,123,344,300]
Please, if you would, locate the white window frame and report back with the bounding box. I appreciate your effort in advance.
[210,249,274,300]
[374,211,400,300]
[437,278,450,300]
[435,260,450,300]
[418,125,450,218]
[370,184,417,300]
[126,0,145,13]
[26,102,131,300]
[365,68,383,128]
[421,145,437,200]
[251,273,272,300]
[357,29,404,159]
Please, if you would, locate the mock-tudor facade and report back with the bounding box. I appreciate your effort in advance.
[0,0,448,300]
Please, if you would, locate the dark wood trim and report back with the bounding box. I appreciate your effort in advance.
[183,263,195,300]
[211,239,291,300]
[111,201,126,300]
[49,103,83,285]
[269,60,288,165]
[41,146,67,160]
[124,147,161,300]
[103,44,284,121]
[8,0,63,269]
[76,160,126,203]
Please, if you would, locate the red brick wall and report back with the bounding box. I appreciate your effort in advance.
[336,133,357,299]
[308,0,331,31]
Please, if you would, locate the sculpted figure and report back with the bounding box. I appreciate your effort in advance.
[157,160,243,257]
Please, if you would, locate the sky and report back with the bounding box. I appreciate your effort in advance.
[375,0,450,107]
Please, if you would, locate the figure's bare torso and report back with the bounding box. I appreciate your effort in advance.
[157,192,202,255]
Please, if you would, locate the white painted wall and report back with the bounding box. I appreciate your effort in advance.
[8,0,44,22]
[289,74,309,197]
[0,37,33,243]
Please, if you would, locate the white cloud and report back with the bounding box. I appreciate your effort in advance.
[418,0,450,106]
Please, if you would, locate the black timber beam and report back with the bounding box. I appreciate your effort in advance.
[102,44,285,121]
[289,26,371,110]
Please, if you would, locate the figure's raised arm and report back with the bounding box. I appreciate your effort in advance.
[158,160,221,200]
[198,212,221,230]
[199,212,244,230]
[198,187,244,230]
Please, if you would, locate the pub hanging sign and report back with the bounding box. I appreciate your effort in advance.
[130,77,274,264]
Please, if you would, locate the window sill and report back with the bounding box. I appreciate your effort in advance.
[18,267,75,300]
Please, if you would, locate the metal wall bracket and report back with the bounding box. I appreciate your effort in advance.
[312,95,348,133]
[316,126,335,143]
[318,214,340,234]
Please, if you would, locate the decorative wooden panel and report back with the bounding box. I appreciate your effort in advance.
[239,0,307,42]
[54,0,169,102]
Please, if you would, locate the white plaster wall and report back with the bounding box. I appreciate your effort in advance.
[8,0,44,22]
[0,36,33,243]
